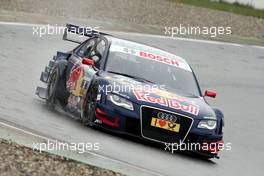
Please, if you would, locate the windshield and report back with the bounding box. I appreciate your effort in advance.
[105,45,201,97]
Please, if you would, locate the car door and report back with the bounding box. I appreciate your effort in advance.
[66,37,97,81]
[66,37,108,95]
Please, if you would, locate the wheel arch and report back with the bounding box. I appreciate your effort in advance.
[213,107,224,135]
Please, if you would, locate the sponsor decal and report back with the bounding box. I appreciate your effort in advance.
[67,64,95,97]
[139,51,180,67]
[67,65,84,93]
[94,119,102,124]
[149,88,195,104]
[134,91,199,115]
[67,65,86,96]
[110,45,192,72]
[151,117,180,133]
[96,94,102,101]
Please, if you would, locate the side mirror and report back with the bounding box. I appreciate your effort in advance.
[204,90,216,98]
[82,58,94,66]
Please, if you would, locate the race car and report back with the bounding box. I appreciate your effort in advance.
[36,24,224,159]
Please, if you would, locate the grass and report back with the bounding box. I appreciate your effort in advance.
[169,0,264,18]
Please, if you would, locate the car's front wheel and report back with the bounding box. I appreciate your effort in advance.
[81,84,98,126]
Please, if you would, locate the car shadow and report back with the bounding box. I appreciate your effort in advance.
[92,125,217,165]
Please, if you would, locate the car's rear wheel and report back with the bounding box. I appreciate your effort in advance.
[46,66,68,107]
[46,67,60,107]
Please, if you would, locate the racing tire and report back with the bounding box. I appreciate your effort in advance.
[82,84,98,126]
[46,66,68,107]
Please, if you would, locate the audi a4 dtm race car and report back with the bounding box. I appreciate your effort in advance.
[36,24,224,159]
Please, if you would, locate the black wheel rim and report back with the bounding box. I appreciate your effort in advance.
[83,88,96,124]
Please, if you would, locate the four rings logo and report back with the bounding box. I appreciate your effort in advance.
[157,112,178,122]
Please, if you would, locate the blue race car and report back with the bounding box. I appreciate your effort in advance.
[36,24,224,159]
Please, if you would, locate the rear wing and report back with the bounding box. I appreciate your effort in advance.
[63,23,110,44]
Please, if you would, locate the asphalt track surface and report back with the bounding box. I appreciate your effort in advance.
[0,23,264,176]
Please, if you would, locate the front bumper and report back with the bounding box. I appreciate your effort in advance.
[93,103,223,158]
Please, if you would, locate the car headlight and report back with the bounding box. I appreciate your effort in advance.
[198,120,217,130]
[107,93,134,111]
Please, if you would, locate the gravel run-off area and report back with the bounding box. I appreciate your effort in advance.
[0,0,263,44]
[0,139,122,176]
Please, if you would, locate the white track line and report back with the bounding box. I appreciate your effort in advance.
[0,21,44,27]
[0,121,162,176]
[0,21,263,49]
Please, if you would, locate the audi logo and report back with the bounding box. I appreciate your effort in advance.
[157,112,178,122]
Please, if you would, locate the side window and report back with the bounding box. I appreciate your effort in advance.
[96,39,106,58]
[89,39,107,69]
[77,39,96,58]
